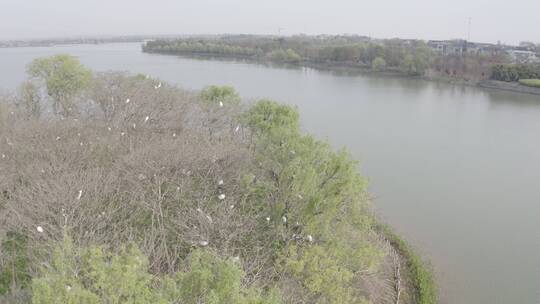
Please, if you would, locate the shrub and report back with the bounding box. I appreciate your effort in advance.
[281,245,367,304]
[0,232,31,295]
[519,79,540,88]
[199,85,241,105]
[163,249,281,304]
[371,57,387,71]
[31,238,281,304]
[491,64,540,82]
[32,237,158,304]
[268,49,302,63]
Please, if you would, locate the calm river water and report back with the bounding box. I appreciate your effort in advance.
[1,43,539,304]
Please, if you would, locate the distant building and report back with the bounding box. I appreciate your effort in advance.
[427,39,540,62]
[506,49,539,63]
[428,40,468,56]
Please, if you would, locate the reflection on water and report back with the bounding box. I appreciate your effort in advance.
[1,43,540,304]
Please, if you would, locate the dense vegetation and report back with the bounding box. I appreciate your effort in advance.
[143,35,433,76]
[518,79,540,88]
[490,64,540,82]
[0,55,435,303]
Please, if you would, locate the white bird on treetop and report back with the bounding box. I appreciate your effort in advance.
[306,235,313,242]
[218,194,226,200]
[235,125,240,132]
[144,116,149,123]
[266,217,271,222]
[218,180,224,186]
[282,216,287,224]
[77,190,83,200]
[219,101,224,107]
[36,226,44,233]
[199,240,209,247]
[125,98,130,104]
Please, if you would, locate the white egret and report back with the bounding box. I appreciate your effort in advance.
[199,240,209,247]
[219,101,224,107]
[218,180,224,185]
[77,190,83,200]
[125,98,130,104]
[306,235,313,242]
[266,217,271,222]
[36,226,44,233]
[282,216,287,224]
[218,194,226,200]
[144,116,149,123]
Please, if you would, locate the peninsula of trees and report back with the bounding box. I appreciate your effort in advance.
[142,35,540,90]
[0,55,436,304]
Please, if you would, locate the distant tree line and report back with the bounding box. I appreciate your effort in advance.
[143,35,434,76]
[143,35,539,82]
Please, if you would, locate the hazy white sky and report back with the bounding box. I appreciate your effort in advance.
[0,0,538,45]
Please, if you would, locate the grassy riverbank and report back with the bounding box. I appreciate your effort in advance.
[375,224,437,304]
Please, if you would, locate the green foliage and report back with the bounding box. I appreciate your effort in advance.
[27,54,92,116]
[243,100,382,303]
[32,237,159,304]
[241,100,299,136]
[163,249,281,304]
[399,44,432,76]
[519,79,540,87]
[268,49,302,63]
[31,238,281,304]
[143,36,435,75]
[371,57,387,71]
[281,245,368,304]
[491,64,540,82]
[143,40,261,57]
[0,232,31,295]
[199,85,241,105]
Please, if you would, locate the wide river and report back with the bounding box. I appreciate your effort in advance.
[1,43,539,304]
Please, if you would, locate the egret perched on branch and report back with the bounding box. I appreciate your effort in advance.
[36,226,44,233]
[154,82,162,89]
[144,116,149,123]
[125,98,130,104]
[218,194,226,200]
[77,190,83,200]
[219,101,224,107]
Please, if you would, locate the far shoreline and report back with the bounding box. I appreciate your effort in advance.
[142,49,540,97]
